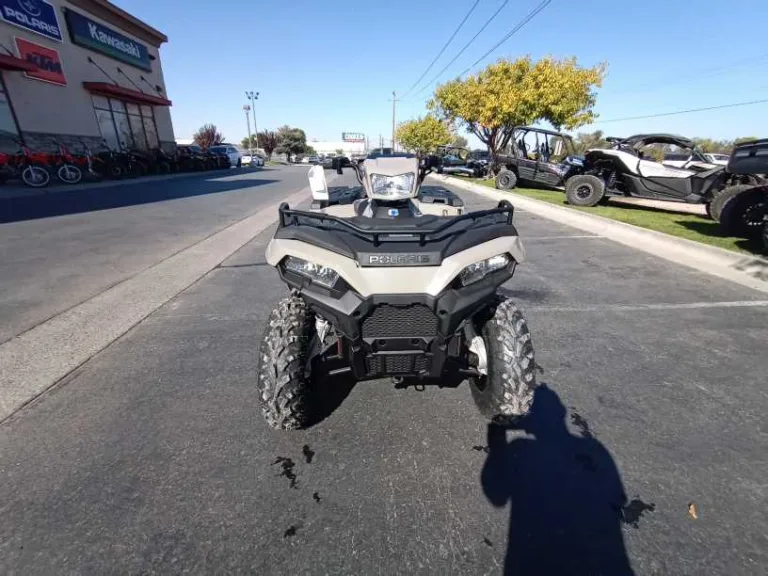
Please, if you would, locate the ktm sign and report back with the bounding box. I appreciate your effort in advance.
[15,37,66,86]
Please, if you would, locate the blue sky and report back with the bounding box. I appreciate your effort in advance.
[116,0,768,147]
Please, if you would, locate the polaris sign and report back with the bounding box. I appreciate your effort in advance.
[64,9,151,71]
[0,0,63,42]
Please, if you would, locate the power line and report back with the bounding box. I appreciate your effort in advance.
[457,0,551,76]
[593,98,768,124]
[414,0,510,96]
[604,52,768,95]
[400,0,481,99]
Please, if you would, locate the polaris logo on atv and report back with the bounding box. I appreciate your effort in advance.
[361,253,439,267]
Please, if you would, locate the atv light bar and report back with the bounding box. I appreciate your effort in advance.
[370,172,415,200]
[459,254,511,286]
[284,256,339,288]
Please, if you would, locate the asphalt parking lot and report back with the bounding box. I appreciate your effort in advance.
[1,169,766,575]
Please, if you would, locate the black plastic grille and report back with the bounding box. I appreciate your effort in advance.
[366,354,430,375]
[361,304,438,338]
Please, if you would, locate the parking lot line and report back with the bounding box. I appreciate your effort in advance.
[528,300,768,312]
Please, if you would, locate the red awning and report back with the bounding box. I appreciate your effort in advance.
[82,82,172,106]
[0,54,38,72]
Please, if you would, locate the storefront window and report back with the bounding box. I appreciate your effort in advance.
[113,111,132,149]
[143,116,159,148]
[92,96,162,151]
[95,108,119,150]
[129,113,147,149]
[0,82,20,152]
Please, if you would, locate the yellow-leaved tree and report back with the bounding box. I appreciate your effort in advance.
[429,56,606,173]
[396,115,453,157]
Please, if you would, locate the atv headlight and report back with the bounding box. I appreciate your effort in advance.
[284,256,339,288]
[459,254,511,286]
[370,173,415,199]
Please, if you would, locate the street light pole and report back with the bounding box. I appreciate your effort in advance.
[243,104,252,154]
[245,91,259,152]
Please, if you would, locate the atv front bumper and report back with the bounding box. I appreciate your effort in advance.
[278,264,514,380]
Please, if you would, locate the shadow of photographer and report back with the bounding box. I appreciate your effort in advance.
[481,384,645,576]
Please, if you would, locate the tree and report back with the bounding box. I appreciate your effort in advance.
[275,125,308,162]
[241,135,258,149]
[305,145,317,156]
[257,130,279,158]
[335,148,344,156]
[193,124,224,148]
[573,130,609,154]
[451,135,469,148]
[430,56,605,173]
[396,115,453,156]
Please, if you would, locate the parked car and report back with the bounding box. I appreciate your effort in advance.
[209,144,242,168]
[301,156,321,164]
[704,153,730,166]
[242,152,264,167]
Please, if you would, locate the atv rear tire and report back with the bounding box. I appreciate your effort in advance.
[470,298,537,423]
[709,185,753,222]
[565,174,605,207]
[495,170,517,190]
[719,186,768,238]
[257,294,315,430]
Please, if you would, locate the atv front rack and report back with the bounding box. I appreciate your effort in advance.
[277,200,515,247]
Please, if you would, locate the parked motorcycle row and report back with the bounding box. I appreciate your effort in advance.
[0,140,234,189]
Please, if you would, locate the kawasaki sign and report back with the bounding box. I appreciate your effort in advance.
[0,0,62,41]
[64,9,151,71]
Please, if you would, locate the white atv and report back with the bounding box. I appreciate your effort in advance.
[257,153,536,429]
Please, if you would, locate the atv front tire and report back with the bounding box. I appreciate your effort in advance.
[565,174,605,207]
[470,298,537,423]
[495,170,517,190]
[257,294,315,430]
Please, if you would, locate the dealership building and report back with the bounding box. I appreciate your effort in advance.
[0,0,174,154]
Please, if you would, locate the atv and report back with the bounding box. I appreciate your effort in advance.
[257,153,536,430]
[563,133,763,212]
[495,126,584,191]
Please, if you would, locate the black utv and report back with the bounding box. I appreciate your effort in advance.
[494,126,585,190]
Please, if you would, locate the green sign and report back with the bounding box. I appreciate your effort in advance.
[64,9,151,72]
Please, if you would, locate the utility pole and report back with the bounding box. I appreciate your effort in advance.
[243,104,252,154]
[389,90,399,152]
[245,91,259,151]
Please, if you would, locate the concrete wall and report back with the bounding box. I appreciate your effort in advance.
[0,0,173,152]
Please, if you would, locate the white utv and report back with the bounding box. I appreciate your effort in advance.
[258,153,537,429]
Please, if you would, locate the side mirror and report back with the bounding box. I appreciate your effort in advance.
[308,165,329,201]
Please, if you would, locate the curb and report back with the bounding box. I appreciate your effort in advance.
[430,174,768,294]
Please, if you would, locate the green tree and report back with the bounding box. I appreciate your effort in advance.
[733,136,759,146]
[396,115,453,156]
[305,145,317,156]
[573,130,609,154]
[275,125,308,162]
[193,123,224,148]
[335,148,344,156]
[451,135,469,148]
[241,135,257,149]
[430,56,605,173]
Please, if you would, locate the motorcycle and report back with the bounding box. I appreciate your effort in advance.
[51,140,84,185]
[0,143,52,188]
